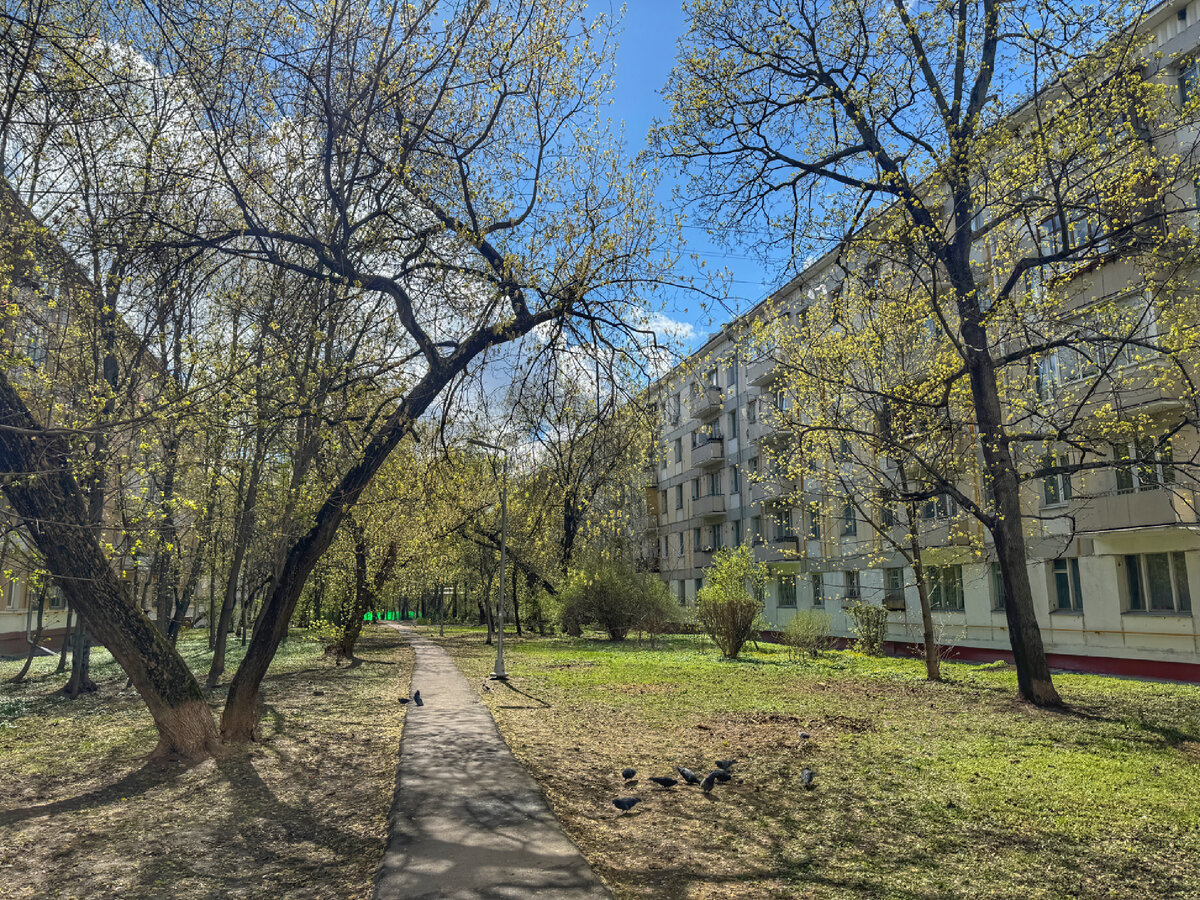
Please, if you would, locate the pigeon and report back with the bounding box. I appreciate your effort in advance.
[801,767,815,789]
[648,776,678,788]
[798,732,810,741]
[676,766,701,785]
[612,797,642,812]
[715,758,737,771]
[700,771,719,793]
[398,697,410,704]
[711,769,731,783]
[413,690,423,707]
[621,768,637,780]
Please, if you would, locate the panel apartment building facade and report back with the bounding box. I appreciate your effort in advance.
[645,0,1200,680]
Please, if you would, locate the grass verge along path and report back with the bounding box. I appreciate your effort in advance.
[0,627,412,899]
[429,628,1200,899]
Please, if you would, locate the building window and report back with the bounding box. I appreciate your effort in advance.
[747,399,757,424]
[1181,59,1200,105]
[810,573,824,608]
[807,502,821,541]
[730,465,740,494]
[674,437,683,463]
[1052,558,1083,611]
[692,478,701,500]
[677,532,685,557]
[677,580,687,606]
[1114,439,1173,494]
[706,367,719,388]
[926,565,965,611]
[1042,452,1073,507]
[884,566,905,607]
[879,490,897,529]
[659,489,667,516]
[709,524,722,550]
[778,573,797,607]
[844,570,860,601]
[693,527,703,552]
[1125,552,1191,613]
[991,562,1006,611]
[841,497,857,536]
[4,580,21,610]
[751,515,763,543]
[726,360,737,387]
[727,409,738,439]
[675,484,684,510]
[773,507,795,542]
[921,493,957,520]
[732,519,742,545]
[695,577,704,597]
[708,470,721,496]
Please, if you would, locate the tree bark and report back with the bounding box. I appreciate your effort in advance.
[57,608,72,674]
[0,372,220,757]
[955,289,1061,706]
[64,625,97,697]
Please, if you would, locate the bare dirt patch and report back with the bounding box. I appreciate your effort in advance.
[0,628,412,899]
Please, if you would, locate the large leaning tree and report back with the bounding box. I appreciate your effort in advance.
[0,0,669,755]
[659,0,1200,706]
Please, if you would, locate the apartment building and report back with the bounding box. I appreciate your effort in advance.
[645,0,1200,680]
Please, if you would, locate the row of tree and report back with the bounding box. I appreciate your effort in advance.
[0,0,670,757]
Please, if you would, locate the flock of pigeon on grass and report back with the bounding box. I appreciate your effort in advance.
[613,747,816,814]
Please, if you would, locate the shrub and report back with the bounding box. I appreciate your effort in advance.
[696,546,767,659]
[782,610,833,659]
[846,602,889,656]
[557,554,680,641]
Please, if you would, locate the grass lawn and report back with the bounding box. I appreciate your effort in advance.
[0,626,412,899]
[428,627,1200,899]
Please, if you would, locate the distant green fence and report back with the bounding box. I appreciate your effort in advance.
[362,611,416,622]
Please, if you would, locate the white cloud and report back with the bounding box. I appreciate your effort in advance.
[646,312,696,344]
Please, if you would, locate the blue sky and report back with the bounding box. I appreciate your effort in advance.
[601,1,778,352]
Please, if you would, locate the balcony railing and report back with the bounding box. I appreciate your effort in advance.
[746,354,778,387]
[693,493,726,518]
[690,386,723,420]
[692,437,725,468]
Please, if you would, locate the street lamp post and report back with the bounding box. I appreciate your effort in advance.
[468,438,509,680]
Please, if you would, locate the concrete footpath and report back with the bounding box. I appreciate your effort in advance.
[374,626,610,899]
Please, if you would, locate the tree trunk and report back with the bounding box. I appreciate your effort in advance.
[10,583,46,683]
[57,608,73,674]
[956,290,1061,706]
[208,436,267,687]
[0,372,220,758]
[64,624,97,697]
[218,380,431,741]
[511,561,521,636]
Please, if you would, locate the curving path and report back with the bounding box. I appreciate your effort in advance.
[374,625,610,900]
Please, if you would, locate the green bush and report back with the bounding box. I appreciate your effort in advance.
[782,610,833,659]
[557,554,680,641]
[696,546,766,659]
[846,602,889,656]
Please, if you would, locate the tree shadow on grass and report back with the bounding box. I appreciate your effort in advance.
[494,679,551,709]
[1045,702,1200,747]
[0,758,189,828]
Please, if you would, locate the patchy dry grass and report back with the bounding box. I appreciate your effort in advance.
[0,626,411,899]
[429,627,1200,899]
